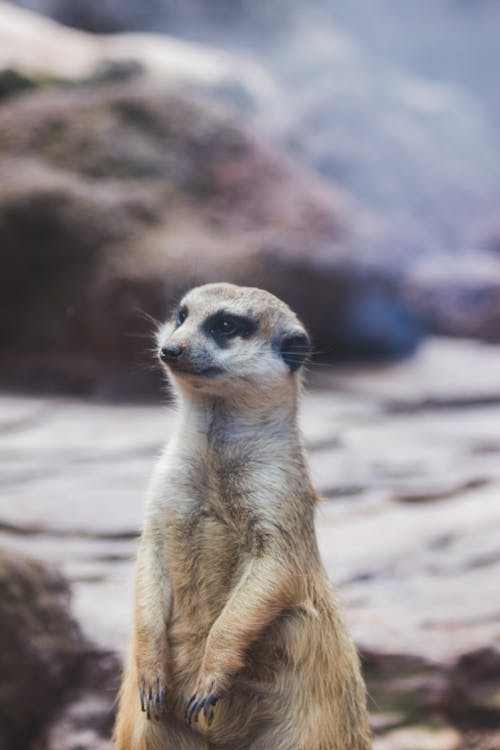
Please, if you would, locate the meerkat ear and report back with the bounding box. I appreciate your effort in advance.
[279,332,311,372]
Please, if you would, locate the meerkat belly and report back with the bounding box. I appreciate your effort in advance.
[164,494,244,676]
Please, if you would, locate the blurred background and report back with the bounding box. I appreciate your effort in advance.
[1,1,500,748]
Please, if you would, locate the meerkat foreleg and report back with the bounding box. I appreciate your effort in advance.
[186,554,293,725]
[134,528,173,719]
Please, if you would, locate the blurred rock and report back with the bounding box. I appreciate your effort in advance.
[3,0,500,366]
[460,732,500,750]
[0,72,422,396]
[364,646,500,745]
[373,726,461,750]
[401,252,500,345]
[0,1,274,106]
[44,651,118,750]
[4,0,294,34]
[0,548,93,748]
[0,68,38,100]
[2,2,500,398]
[362,650,443,730]
[21,0,496,287]
[275,44,500,265]
[309,337,500,410]
[443,649,500,730]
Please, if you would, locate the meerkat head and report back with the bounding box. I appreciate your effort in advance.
[156,283,310,398]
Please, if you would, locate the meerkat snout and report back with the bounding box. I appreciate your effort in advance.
[160,344,185,362]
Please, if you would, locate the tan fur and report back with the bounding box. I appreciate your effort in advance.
[114,283,371,750]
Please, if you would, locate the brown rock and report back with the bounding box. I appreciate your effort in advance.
[44,652,119,750]
[0,548,90,748]
[443,649,500,730]
[403,253,500,346]
[459,731,500,750]
[0,77,421,397]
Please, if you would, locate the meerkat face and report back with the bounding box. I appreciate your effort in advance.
[157,283,310,395]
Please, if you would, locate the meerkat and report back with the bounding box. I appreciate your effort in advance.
[113,282,371,750]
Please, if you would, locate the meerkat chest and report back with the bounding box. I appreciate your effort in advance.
[165,471,257,566]
[156,450,262,615]
[160,438,269,534]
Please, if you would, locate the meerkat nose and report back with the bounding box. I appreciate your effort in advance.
[160,344,185,362]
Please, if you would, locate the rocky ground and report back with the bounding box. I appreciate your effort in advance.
[1,338,499,749]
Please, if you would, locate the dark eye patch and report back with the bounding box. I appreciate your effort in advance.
[176,305,188,328]
[203,310,257,346]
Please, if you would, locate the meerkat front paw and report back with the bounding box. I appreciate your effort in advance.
[139,676,167,720]
[135,630,171,720]
[138,659,169,720]
[185,671,227,727]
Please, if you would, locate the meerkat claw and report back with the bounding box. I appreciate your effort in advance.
[139,678,167,720]
[159,687,166,713]
[204,693,218,724]
[185,693,196,719]
[153,692,160,719]
[193,700,204,723]
[204,694,218,716]
[186,695,200,723]
[186,693,220,725]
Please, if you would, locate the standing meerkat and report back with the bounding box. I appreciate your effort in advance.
[114,282,371,750]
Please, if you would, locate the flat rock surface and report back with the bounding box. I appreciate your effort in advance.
[1,337,499,667]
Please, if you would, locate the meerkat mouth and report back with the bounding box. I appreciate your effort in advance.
[168,363,226,378]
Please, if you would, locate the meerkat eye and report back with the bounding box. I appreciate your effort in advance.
[213,318,238,336]
[204,311,257,343]
[176,306,188,328]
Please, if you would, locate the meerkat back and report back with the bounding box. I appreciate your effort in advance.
[114,282,372,750]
